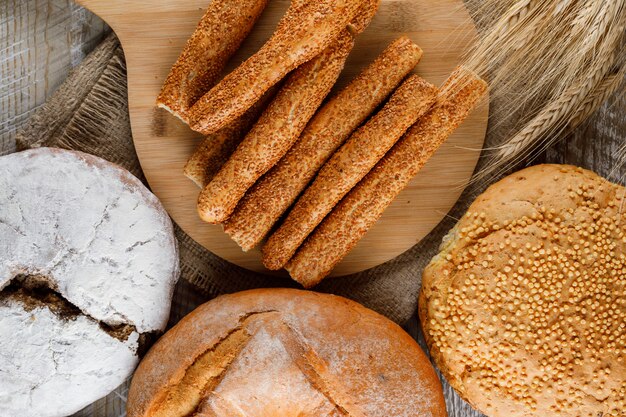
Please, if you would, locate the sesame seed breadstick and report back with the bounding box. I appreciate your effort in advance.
[184,88,277,188]
[156,0,270,123]
[349,0,381,33]
[197,32,356,224]
[286,67,488,287]
[185,0,379,190]
[188,0,371,135]
[183,121,254,189]
[183,130,240,189]
[223,37,424,251]
[263,75,438,270]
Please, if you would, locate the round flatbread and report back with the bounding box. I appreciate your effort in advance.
[420,164,625,417]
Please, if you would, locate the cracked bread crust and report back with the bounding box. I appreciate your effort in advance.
[0,294,140,417]
[0,148,179,417]
[420,164,626,417]
[128,289,447,417]
[0,148,178,332]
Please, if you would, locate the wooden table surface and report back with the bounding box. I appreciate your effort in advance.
[1,1,623,417]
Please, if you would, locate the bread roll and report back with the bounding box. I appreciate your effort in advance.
[127,289,447,417]
[0,148,179,417]
[420,164,626,417]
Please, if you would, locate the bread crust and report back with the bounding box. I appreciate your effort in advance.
[188,0,368,135]
[420,164,626,417]
[127,289,447,417]
[0,148,179,417]
[156,0,269,122]
[286,68,487,286]
[264,75,438,271]
[183,87,277,188]
[222,37,423,251]
[197,31,355,224]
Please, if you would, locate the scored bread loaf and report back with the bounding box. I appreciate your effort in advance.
[127,289,447,417]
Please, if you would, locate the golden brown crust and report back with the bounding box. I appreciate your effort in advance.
[183,87,277,188]
[197,32,356,224]
[347,0,380,33]
[264,75,438,271]
[420,164,626,417]
[222,37,422,251]
[156,0,269,122]
[183,127,246,189]
[187,0,368,135]
[127,289,447,417]
[286,68,487,286]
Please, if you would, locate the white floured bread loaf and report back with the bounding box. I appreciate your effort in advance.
[127,288,447,417]
[0,148,179,417]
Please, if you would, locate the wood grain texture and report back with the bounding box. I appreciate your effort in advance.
[0,0,107,156]
[542,94,626,178]
[76,0,489,276]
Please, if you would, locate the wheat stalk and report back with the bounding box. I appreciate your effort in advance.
[482,52,619,178]
[576,2,618,54]
[496,0,537,36]
[463,0,626,181]
[571,71,625,128]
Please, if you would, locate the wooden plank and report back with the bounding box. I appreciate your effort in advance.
[0,0,107,155]
[542,94,626,180]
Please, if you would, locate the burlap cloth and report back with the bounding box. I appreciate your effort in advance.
[11,27,624,417]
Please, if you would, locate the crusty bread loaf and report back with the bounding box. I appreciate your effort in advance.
[127,289,447,417]
[420,164,626,417]
[0,148,179,417]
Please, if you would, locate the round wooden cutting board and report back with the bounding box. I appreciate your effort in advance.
[76,0,488,276]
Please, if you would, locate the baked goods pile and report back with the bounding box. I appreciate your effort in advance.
[158,0,488,286]
[126,289,447,417]
[6,2,624,416]
[420,165,625,417]
[0,149,179,417]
